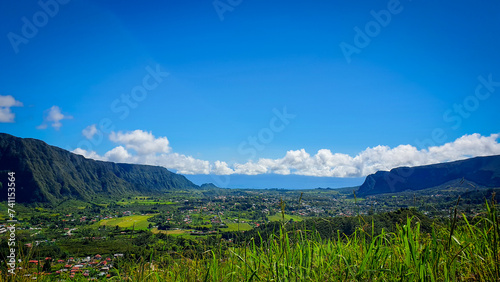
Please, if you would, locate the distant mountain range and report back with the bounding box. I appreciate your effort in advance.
[357,155,500,195]
[2,132,499,203]
[0,133,198,204]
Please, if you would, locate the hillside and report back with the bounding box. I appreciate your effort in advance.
[0,133,198,204]
[357,154,500,195]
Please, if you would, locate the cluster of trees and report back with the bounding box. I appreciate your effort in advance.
[222,208,435,245]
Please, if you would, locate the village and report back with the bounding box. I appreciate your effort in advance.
[21,253,119,279]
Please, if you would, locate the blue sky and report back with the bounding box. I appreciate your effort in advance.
[1,0,500,188]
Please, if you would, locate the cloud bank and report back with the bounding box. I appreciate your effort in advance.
[73,130,210,175]
[73,130,500,177]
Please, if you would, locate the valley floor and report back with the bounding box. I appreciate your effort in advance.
[1,186,499,281]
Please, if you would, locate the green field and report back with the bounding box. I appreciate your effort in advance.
[224,222,252,231]
[268,213,303,222]
[117,199,176,205]
[99,214,156,230]
[151,228,188,236]
[346,197,365,203]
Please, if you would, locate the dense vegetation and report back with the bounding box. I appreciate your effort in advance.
[222,208,435,245]
[1,195,499,281]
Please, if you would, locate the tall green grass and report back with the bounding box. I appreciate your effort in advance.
[2,197,499,281]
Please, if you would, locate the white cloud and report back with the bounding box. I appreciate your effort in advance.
[37,105,72,130]
[73,131,500,177]
[72,148,105,161]
[212,161,235,175]
[0,95,23,123]
[233,161,268,175]
[154,153,211,175]
[230,133,500,177]
[110,130,171,155]
[73,130,209,175]
[104,146,133,163]
[426,133,500,161]
[82,124,98,139]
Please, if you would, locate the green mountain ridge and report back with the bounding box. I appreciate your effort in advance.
[357,154,500,196]
[0,133,198,204]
